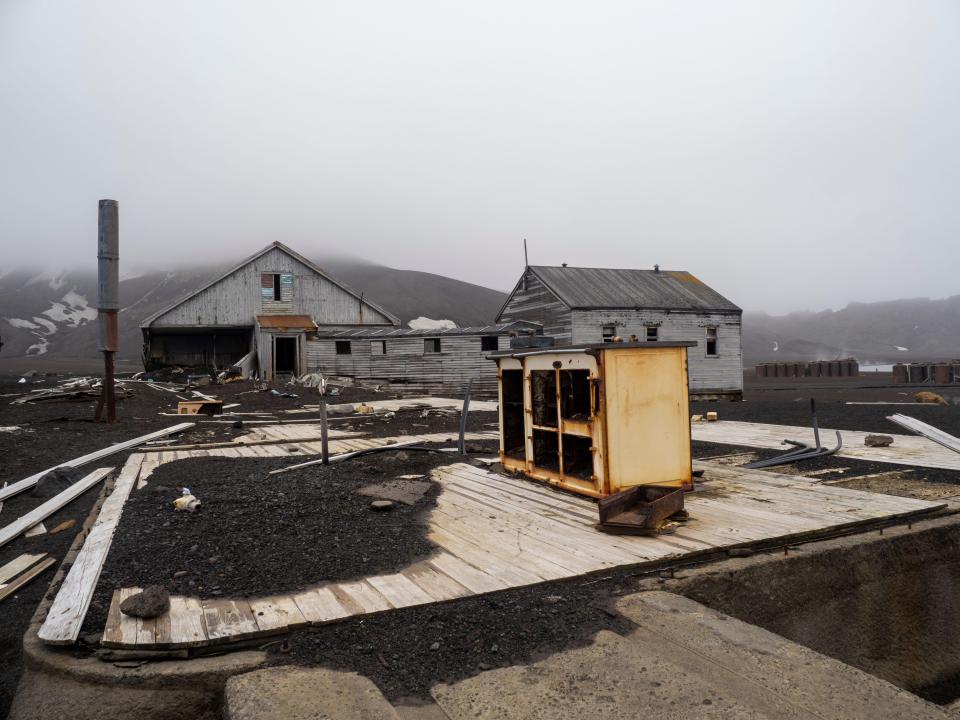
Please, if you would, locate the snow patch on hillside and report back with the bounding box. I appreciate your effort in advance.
[26,337,49,355]
[895,346,909,351]
[6,317,41,330]
[42,290,98,327]
[408,316,457,330]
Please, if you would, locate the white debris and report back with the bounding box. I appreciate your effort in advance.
[408,316,457,330]
[0,426,20,433]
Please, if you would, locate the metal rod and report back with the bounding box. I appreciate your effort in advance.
[458,377,474,455]
[96,199,119,424]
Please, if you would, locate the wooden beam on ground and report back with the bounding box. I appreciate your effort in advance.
[0,557,56,602]
[0,467,113,550]
[888,414,960,455]
[38,456,143,645]
[0,553,47,585]
[0,423,194,503]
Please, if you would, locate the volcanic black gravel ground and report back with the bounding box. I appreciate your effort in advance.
[269,572,639,701]
[693,397,960,436]
[81,449,494,635]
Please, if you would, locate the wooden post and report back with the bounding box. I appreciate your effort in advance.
[319,393,329,465]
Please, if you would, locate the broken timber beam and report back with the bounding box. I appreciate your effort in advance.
[0,422,194,503]
[887,414,960,455]
[0,467,114,549]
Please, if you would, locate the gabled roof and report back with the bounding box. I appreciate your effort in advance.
[501,265,740,315]
[141,241,400,328]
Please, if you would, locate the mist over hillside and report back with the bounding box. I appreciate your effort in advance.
[0,259,509,362]
[2,260,957,366]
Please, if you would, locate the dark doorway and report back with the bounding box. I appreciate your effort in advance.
[275,336,297,374]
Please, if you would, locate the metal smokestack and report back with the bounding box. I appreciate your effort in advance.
[95,199,119,423]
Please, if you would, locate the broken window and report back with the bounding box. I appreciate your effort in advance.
[706,327,718,356]
[335,341,351,355]
[646,325,658,342]
[370,340,387,355]
[561,434,593,480]
[601,324,616,343]
[532,429,560,472]
[531,370,558,427]
[560,370,590,420]
[501,370,525,459]
[481,335,499,352]
[261,273,292,302]
[424,338,441,353]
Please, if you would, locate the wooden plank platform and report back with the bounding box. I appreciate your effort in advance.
[95,461,945,650]
[284,396,499,415]
[692,420,960,471]
[140,430,498,460]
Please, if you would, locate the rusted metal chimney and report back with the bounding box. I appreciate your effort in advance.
[95,199,119,423]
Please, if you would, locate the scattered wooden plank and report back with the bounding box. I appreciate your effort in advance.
[0,553,46,585]
[201,599,260,641]
[39,457,143,645]
[0,467,113,550]
[0,422,194,502]
[888,414,960,455]
[24,522,47,537]
[0,557,56,602]
[250,595,308,632]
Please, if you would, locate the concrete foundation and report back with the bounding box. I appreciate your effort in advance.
[12,514,960,718]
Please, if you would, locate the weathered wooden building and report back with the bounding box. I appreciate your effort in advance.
[497,265,743,399]
[306,322,542,397]
[141,242,399,377]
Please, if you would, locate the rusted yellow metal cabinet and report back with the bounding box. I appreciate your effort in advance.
[492,343,694,498]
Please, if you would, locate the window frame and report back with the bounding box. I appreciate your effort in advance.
[424,338,442,354]
[335,340,352,355]
[601,324,617,343]
[705,326,719,357]
[645,325,659,342]
[481,335,499,352]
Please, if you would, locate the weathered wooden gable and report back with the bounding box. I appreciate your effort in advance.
[496,268,572,342]
[150,246,395,327]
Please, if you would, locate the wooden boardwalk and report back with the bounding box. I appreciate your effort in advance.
[692,420,960,471]
[139,430,498,464]
[94,460,944,651]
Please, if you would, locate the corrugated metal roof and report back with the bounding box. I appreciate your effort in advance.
[256,315,318,330]
[528,266,741,312]
[313,320,541,339]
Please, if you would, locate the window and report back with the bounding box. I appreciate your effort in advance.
[261,272,292,302]
[601,324,617,342]
[370,340,387,355]
[335,341,351,355]
[424,338,442,353]
[481,336,498,352]
[645,325,659,342]
[705,327,718,356]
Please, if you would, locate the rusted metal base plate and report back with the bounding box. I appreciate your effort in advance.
[597,485,685,535]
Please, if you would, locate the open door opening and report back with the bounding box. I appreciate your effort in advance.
[274,336,298,375]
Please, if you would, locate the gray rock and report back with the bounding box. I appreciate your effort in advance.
[31,467,80,498]
[370,500,395,511]
[865,434,894,447]
[119,585,170,618]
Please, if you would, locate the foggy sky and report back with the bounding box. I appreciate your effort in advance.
[1,1,958,314]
